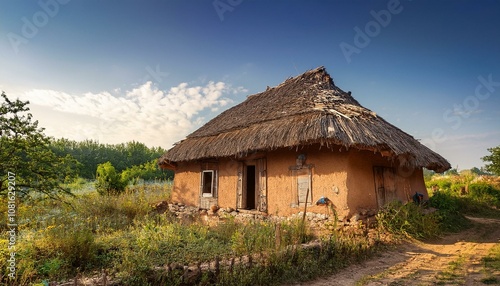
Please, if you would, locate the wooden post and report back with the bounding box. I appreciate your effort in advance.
[102,269,107,286]
[229,257,235,273]
[301,188,310,242]
[214,256,220,277]
[302,188,309,223]
[275,223,281,250]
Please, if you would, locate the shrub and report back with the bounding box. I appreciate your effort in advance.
[428,190,471,232]
[426,177,453,192]
[95,162,126,195]
[450,183,466,195]
[468,182,500,208]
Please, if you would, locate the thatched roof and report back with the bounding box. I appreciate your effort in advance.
[159,67,450,172]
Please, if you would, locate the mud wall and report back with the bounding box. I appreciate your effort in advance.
[171,146,428,218]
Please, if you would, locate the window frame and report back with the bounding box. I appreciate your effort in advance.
[201,170,216,198]
[289,164,314,207]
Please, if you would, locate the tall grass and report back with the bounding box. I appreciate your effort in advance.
[377,174,500,239]
[1,179,386,286]
[376,201,441,239]
[427,175,500,220]
[0,181,171,285]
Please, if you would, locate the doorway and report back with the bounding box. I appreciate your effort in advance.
[245,165,256,209]
[237,158,267,212]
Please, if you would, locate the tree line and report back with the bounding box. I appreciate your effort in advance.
[49,138,172,180]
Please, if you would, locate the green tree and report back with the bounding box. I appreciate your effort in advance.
[444,168,459,176]
[0,92,79,199]
[470,167,490,176]
[95,161,125,195]
[50,138,167,179]
[121,159,173,184]
[482,146,500,176]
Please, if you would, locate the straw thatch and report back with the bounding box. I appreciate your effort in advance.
[159,67,450,172]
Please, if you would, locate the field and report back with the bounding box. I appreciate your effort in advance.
[1,173,500,286]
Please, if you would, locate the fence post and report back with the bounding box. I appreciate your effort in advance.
[275,223,281,250]
[215,256,220,277]
[230,257,235,273]
[73,273,79,286]
[102,269,107,286]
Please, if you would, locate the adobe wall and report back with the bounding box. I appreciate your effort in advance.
[265,146,350,217]
[171,161,199,206]
[171,146,428,218]
[345,149,429,216]
[172,159,239,209]
[216,159,239,208]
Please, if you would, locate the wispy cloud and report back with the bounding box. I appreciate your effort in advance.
[431,130,500,169]
[443,131,500,142]
[21,81,246,147]
[450,106,484,117]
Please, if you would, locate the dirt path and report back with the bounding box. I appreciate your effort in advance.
[290,216,500,286]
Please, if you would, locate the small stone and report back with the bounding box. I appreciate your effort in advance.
[350,213,360,223]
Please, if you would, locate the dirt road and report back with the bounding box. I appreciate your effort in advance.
[290,216,500,286]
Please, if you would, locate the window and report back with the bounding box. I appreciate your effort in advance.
[289,164,313,207]
[202,170,215,197]
[297,168,312,205]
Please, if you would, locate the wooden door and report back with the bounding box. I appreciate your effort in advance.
[237,162,244,209]
[374,166,396,207]
[257,158,267,212]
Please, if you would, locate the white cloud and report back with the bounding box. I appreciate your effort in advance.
[20,81,244,148]
[426,131,500,170]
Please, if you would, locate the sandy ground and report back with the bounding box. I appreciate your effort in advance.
[289,216,500,286]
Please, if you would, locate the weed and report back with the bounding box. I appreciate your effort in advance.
[376,201,440,239]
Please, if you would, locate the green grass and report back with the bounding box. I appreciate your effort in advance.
[435,255,467,285]
[481,243,500,284]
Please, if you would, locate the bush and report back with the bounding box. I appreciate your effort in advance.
[121,159,173,184]
[426,177,453,192]
[428,190,471,232]
[95,162,126,195]
[468,182,500,208]
[450,183,466,194]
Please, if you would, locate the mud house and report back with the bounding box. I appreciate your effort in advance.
[158,67,450,218]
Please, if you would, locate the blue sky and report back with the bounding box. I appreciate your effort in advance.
[1,0,499,170]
